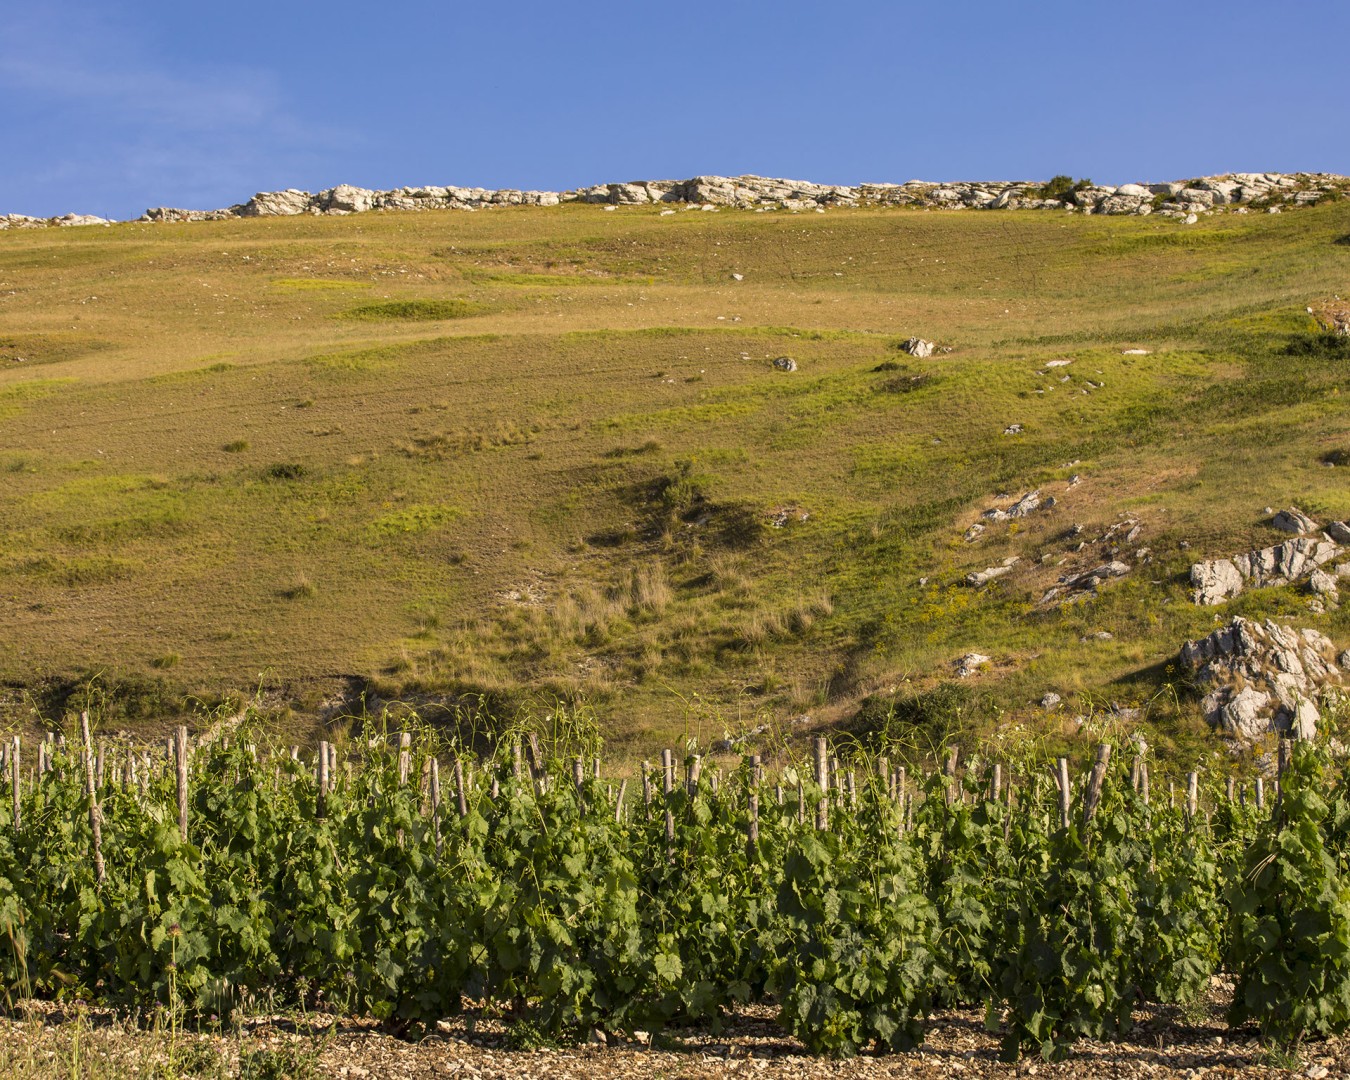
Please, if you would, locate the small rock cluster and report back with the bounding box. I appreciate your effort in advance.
[1180,617,1347,741]
[1038,517,1146,606]
[1190,508,1348,606]
[964,490,1052,542]
[6,172,1349,229]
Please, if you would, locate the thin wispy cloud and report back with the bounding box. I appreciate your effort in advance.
[0,4,350,218]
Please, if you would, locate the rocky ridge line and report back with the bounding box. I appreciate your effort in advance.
[3,171,1348,229]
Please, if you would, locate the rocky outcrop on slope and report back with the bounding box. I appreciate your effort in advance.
[1180,617,1346,741]
[6,172,1350,229]
[1190,508,1346,604]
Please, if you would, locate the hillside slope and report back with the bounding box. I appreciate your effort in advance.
[1,200,1347,758]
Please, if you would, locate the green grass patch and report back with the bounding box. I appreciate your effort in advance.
[338,299,482,321]
[271,277,372,290]
[366,503,462,538]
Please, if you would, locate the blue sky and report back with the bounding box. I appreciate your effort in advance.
[5,0,1349,219]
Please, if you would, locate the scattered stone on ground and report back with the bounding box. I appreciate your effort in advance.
[901,337,935,357]
[771,356,797,372]
[1002,424,1023,436]
[5,994,1347,1080]
[981,490,1042,522]
[1179,616,1346,741]
[954,653,992,677]
[1271,506,1321,534]
[1040,692,1062,709]
[966,557,1019,587]
[1327,521,1350,544]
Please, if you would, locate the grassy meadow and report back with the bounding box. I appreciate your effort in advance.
[1,201,1348,761]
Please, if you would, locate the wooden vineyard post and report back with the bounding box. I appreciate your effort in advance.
[614,778,628,823]
[317,741,330,817]
[430,758,442,856]
[944,747,959,806]
[747,790,759,859]
[814,737,829,831]
[687,755,702,797]
[79,713,106,884]
[573,756,585,793]
[1226,776,1235,804]
[172,726,189,840]
[1186,772,1199,822]
[797,778,805,825]
[96,744,105,789]
[1140,760,1150,807]
[1056,757,1071,830]
[512,740,523,780]
[990,763,1002,804]
[398,733,411,787]
[1082,743,1111,826]
[641,761,652,810]
[1255,777,1266,811]
[528,733,544,790]
[10,736,18,834]
[454,759,468,818]
[846,771,857,809]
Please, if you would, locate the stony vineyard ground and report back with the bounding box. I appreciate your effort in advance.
[1,998,1345,1079]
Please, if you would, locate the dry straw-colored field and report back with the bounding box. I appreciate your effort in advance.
[1,202,1347,756]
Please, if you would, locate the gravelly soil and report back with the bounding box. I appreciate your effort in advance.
[2,996,1343,1079]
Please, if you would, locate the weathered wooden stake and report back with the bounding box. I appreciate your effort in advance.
[454,758,468,818]
[687,755,702,796]
[175,725,189,840]
[661,749,674,796]
[573,756,585,792]
[747,791,760,857]
[814,737,829,831]
[990,763,1003,804]
[1255,776,1266,810]
[614,778,628,824]
[10,736,19,833]
[1082,743,1111,826]
[79,713,106,884]
[430,758,442,856]
[1056,757,1071,829]
[1186,772,1199,821]
[641,762,652,809]
[398,733,411,786]
[317,741,330,817]
[1140,760,1150,807]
